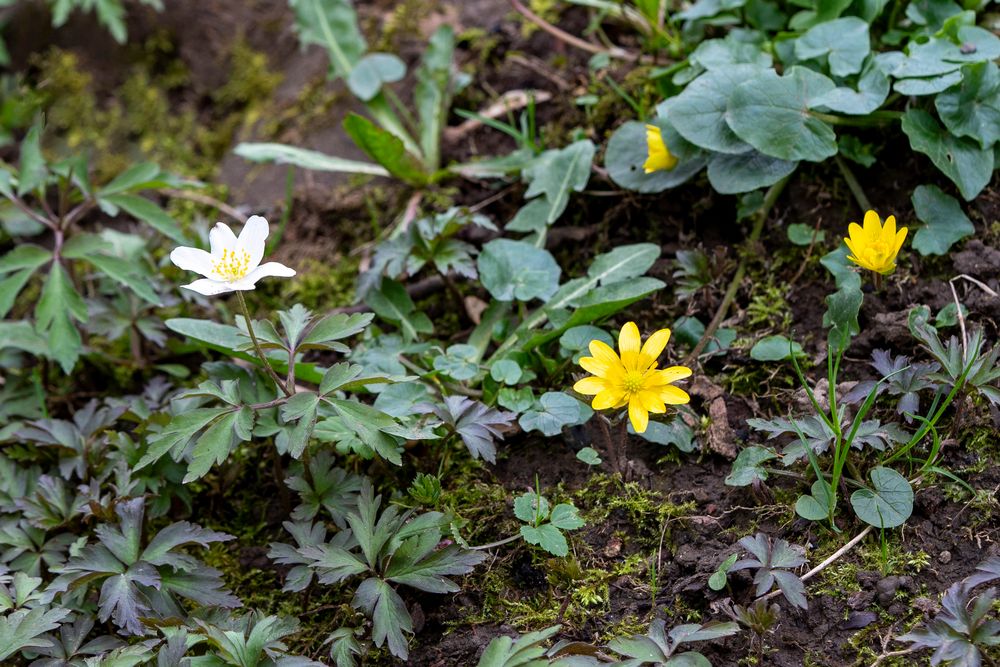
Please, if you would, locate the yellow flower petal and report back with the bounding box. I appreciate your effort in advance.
[589,339,620,366]
[895,227,908,252]
[650,365,693,386]
[593,388,626,410]
[579,356,610,377]
[643,124,678,173]
[638,390,666,414]
[574,376,607,395]
[628,397,649,433]
[883,214,896,240]
[618,322,641,357]
[640,328,671,362]
[862,210,880,235]
[659,385,691,405]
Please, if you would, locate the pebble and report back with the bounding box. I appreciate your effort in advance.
[939,550,952,564]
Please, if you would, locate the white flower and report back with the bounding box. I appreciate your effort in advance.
[169,216,295,296]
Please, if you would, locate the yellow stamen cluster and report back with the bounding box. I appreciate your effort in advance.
[211,248,251,281]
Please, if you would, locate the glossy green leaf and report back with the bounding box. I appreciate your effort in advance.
[935,61,1000,149]
[726,67,838,161]
[850,467,913,528]
[666,64,765,154]
[478,239,560,302]
[343,113,427,185]
[794,17,870,76]
[706,150,797,194]
[901,108,993,201]
[911,184,975,255]
[750,335,805,361]
[234,142,389,176]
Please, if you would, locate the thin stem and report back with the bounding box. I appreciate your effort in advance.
[236,291,291,397]
[509,0,645,63]
[685,175,790,364]
[812,110,903,126]
[835,155,873,212]
[469,534,522,550]
[756,525,873,603]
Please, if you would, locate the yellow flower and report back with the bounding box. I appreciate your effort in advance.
[643,124,678,173]
[844,210,908,275]
[573,322,692,433]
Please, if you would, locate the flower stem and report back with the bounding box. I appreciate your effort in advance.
[685,174,790,364]
[834,155,872,212]
[236,291,291,397]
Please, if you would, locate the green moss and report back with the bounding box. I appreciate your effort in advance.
[280,257,360,311]
[32,35,281,181]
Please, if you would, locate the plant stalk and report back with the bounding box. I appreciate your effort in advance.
[236,291,291,397]
[685,174,790,364]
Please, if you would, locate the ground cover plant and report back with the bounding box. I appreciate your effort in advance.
[0,0,998,664]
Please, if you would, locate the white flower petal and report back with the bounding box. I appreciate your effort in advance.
[243,261,296,287]
[209,222,238,255]
[182,278,236,296]
[238,215,269,270]
[169,246,215,278]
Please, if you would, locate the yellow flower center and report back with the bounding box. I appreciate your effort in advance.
[862,239,894,267]
[623,371,645,394]
[212,248,251,281]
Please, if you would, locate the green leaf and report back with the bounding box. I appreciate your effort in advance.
[709,554,738,591]
[633,419,698,452]
[97,162,162,196]
[100,194,187,244]
[352,577,412,659]
[478,239,561,302]
[787,223,825,245]
[302,311,373,349]
[706,150,797,194]
[234,142,390,176]
[0,269,42,319]
[794,479,833,521]
[82,252,161,305]
[278,393,320,458]
[900,108,993,201]
[184,408,253,483]
[415,26,456,171]
[347,53,406,101]
[934,61,1000,149]
[0,607,70,661]
[520,524,569,557]
[666,64,764,154]
[289,0,366,79]
[750,335,805,361]
[850,466,913,528]
[726,67,838,161]
[576,447,602,465]
[0,244,52,274]
[343,113,427,186]
[519,392,592,437]
[725,446,778,486]
[364,279,433,341]
[522,140,596,223]
[433,344,479,381]
[36,263,86,329]
[17,119,47,196]
[514,492,550,524]
[911,184,975,255]
[824,284,862,352]
[490,359,522,385]
[549,503,585,530]
[605,119,707,192]
[0,320,48,356]
[794,17,870,76]
[138,408,232,470]
[811,59,890,115]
